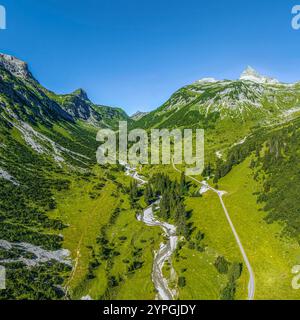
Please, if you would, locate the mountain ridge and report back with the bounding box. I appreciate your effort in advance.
[132,67,300,131]
[0,53,35,81]
[239,66,279,84]
[0,52,129,128]
[1,53,300,301]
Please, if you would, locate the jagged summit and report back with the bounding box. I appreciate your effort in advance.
[133,65,300,129]
[0,52,129,128]
[72,88,89,101]
[0,53,34,80]
[195,67,281,85]
[131,111,149,121]
[240,66,279,84]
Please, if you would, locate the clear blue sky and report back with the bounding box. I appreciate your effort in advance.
[0,0,300,114]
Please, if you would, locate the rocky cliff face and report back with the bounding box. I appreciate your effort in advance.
[0,53,34,80]
[60,89,94,121]
[131,111,149,121]
[240,66,279,84]
[58,88,130,127]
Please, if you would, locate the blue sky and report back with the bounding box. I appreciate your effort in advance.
[0,0,300,114]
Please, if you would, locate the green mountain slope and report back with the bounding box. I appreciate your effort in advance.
[1,53,300,301]
[48,88,130,129]
[128,68,300,300]
[0,53,132,299]
[211,115,300,299]
[133,68,300,143]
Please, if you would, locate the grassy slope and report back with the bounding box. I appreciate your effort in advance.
[217,156,300,300]
[170,166,248,300]
[105,203,162,300]
[53,174,116,296]
[140,153,300,300]
[51,167,162,300]
[177,191,248,300]
[141,164,247,299]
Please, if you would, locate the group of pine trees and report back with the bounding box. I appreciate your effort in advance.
[255,123,300,241]
[201,132,265,183]
[145,173,190,238]
[128,180,142,209]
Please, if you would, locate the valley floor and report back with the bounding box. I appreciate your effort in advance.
[51,167,163,300]
[218,158,300,299]
[51,158,300,300]
[169,158,300,299]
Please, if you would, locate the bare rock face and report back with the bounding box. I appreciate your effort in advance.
[73,88,89,101]
[61,89,94,121]
[240,66,279,84]
[0,53,33,80]
[131,111,149,121]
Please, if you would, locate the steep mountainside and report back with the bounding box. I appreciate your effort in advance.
[1,54,300,301]
[133,67,300,131]
[0,53,129,129]
[49,88,130,128]
[130,111,149,121]
[0,53,130,299]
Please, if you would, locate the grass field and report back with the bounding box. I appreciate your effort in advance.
[104,204,162,300]
[168,187,249,300]
[143,163,248,299]
[148,151,300,300]
[217,157,300,300]
[49,154,300,300]
[51,166,163,300]
[50,168,118,298]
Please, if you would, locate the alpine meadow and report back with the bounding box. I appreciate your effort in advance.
[1,0,300,304]
[0,54,300,300]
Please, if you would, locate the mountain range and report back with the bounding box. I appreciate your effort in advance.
[134,66,300,129]
[1,53,300,300]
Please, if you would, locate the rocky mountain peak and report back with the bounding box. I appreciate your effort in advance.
[240,66,279,84]
[72,88,89,101]
[241,66,260,77]
[131,111,149,121]
[0,53,33,80]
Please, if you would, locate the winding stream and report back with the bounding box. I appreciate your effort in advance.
[122,163,178,300]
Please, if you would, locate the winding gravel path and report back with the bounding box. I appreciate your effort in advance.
[172,161,255,300]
